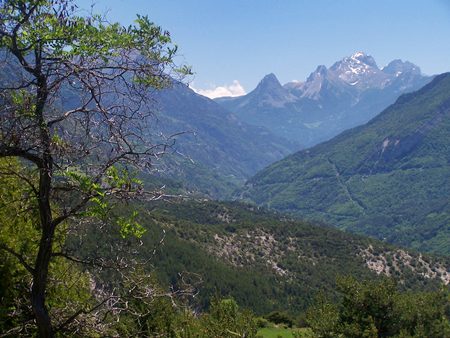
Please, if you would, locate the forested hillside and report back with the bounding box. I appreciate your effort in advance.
[71,199,450,316]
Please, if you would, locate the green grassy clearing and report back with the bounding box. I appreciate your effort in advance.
[257,326,313,338]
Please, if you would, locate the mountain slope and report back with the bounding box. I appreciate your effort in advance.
[74,200,450,316]
[149,83,298,197]
[239,73,450,255]
[216,52,431,147]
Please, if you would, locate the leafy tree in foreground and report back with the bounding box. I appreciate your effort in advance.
[0,0,190,336]
[0,158,97,336]
[200,297,257,338]
[306,276,450,338]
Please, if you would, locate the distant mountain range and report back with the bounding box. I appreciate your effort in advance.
[239,73,450,255]
[216,52,431,147]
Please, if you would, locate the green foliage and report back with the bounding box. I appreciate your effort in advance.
[306,276,450,337]
[257,327,314,338]
[117,210,146,238]
[112,277,182,337]
[106,166,143,190]
[72,199,447,320]
[304,294,340,338]
[200,297,258,337]
[64,166,147,238]
[110,286,258,338]
[1,0,193,334]
[0,159,93,334]
[0,0,189,87]
[336,276,397,337]
[264,311,294,328]
[0,159,36,333]
[255,317,270,328]
[9,89,36,117]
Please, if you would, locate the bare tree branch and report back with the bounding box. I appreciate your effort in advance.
[0,242,35,274]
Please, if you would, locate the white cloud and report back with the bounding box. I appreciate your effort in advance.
[191,80,246,99]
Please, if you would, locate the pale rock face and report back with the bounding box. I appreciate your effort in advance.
[297,65,328,99]
[331,52,384,89]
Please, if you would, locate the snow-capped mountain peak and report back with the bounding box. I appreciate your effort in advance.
[352,51,366,58]
[252,52,425,103]
[332,52,378,73]
[349,51,378,68]
[327,52,386,89]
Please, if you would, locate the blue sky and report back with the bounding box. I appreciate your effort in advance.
[75,0,450,97]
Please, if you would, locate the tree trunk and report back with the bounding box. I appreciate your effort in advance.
[29,64,55,337]
[32,230,54,337]
[31,153,55,337]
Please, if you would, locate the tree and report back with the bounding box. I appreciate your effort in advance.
[263,311,294,328]
[0,0,190,336]
[306,276,450,338]
[0,158,40,334]
[201,297,257,337]
[0,159,94,336]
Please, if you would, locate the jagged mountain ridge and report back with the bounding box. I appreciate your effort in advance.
[216,52,431,147]
[239,73,450,255]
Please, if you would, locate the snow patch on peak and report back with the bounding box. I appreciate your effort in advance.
[343,52,378,69]
[351,51,367,59]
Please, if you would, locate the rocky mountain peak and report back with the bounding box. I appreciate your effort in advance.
[256,73,283,91]
[349,51,378,68]
[249,73,297,106]
[327,52,388,89]
[331,51,379,74]
[382,59,421,76]
[306,65,328,82]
